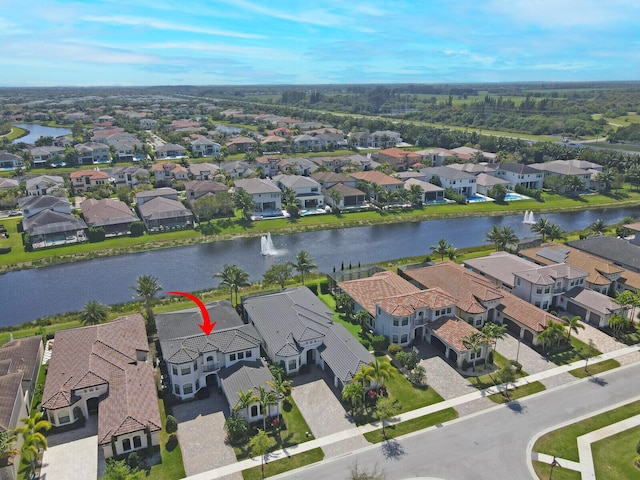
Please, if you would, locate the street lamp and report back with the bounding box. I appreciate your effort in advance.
[516,335,522,363]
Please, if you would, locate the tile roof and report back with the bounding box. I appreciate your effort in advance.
[80,198,139,227]
[430,316,481,352]
[235,178,281,195]
[338,271,421,315]
[0,373,24,431]
[563,287,622,315]
[244,287,373,384]
[138,197,193,220]
[497,162,540,175]
[19,195,70,212]
[349,171,404,187]
[375,288,458,316]
[21,209,87,236]
[218,358,274,408]
[0,336,42,385]
[70,170,109,180]
[568,236,640,272]
[464,252,536,288]
[42,315,160,446]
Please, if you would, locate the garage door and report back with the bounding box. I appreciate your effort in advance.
[566,301,587,319]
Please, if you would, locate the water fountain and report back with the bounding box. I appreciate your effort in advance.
[260,232,278,256]
[523,211,536,225]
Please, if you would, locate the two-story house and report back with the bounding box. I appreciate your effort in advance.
[530,161,592,191]
[494,162,544,190]
[29,146,66,168]
[419,166,477,197]
[155,143,187,159]
[75,142,111,165]
[152,161,189,185]
[273,174,324,209]
[69,170,110,193]
[112,166,150,189]
[25,175,65,197]
[377,148,423,172]
[234,178,282,214]
[190,137,221,157]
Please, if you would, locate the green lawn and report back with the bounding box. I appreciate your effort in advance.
[539,336,602,366]
[487,381,545,404]
[592,425,640,480]
[532,460,582,480]
[363,407,458,443]
[534,400,640,462]
[466,351,528,390]
[354,356,444,426]
[568,359,620,378]
[146,398,186,480]
[233,396,314,461]
[241,447,324,480]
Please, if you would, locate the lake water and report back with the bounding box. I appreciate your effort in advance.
[1,206,639,327]
[12,124,72,144]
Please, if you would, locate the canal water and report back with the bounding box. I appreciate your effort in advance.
[12,124,72,144]
[1,206,638,327]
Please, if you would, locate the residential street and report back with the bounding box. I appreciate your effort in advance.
[273,360,640,480]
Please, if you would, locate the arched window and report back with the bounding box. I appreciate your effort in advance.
[133,436,142,449]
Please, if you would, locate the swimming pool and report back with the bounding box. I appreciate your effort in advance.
[466,193,491,203]
[504,192,531,201]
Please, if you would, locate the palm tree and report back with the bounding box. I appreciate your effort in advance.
[462,332,487,373]
[341,382,365,416]
[214,264,250,305]
[595,168,615,192]
[531,218,551,242]
[79,299,108,325]
[16,411,51,478]
[539,321,567,350]
[546,223,565,242]
[481,322,508,360]
[327,188,342,211]
[431,238,450,262]
[408,184,424,206]
[0,430,18,462]
[589,219,607,235]
[563,175,584,195]
[290,251,317,285]
[499,226,519,250]
[368,358,394,388]
[234,389,257,420]
[562,315,585,342]
[486,225,502,251]
[233,188,256,221]
[266,373,293,400]
[130,274,162,324]
[446,245,459,261]
[256,386,278,431]
[353,309,371,332]
[353,363,375,390]
[263,263,293,289]
[281,186,297,208]
[608,314,630,336]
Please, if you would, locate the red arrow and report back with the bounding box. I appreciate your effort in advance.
[165,291,216,335]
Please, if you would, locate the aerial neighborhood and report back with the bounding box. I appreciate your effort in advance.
[1,89,640,480]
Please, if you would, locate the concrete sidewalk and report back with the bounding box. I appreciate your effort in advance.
[186,344,640,480]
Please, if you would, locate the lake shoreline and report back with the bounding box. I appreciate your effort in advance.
[2,198,638,275]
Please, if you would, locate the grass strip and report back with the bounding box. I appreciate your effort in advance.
[568,359,620,378]
[532,460,582,480]
[241,448,324,480]
[487,381,545,404]
[534,399,640,462]
[592,425,640,480]
[363,407,458,443]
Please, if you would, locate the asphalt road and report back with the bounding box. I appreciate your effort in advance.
[274,360,640,480]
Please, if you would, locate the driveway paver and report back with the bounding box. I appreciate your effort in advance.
[40,416,98,480]
[291,368,369,458]
[173,391,241,479]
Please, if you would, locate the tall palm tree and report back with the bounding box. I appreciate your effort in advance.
[531,218,551,242]
[213,264,250,305]
[256,386,278,431]
[291,250,317,286]
[595,168,615,192]
[353,309,371,332]
[368,358,394,388]
[408,184,424,206]
[563,175,584,195]
[446,245,459,261]
[353,363,375,389]
[486,225,502,252]
[499,226,519,250]
[234,389,257,420]
[233,188,256,221]
[481,322,508,358]
[589,219,607,235]
[327,188,342,210]
[281,187,297,208]
[130,274,162,323]
[16,411,51,478]
[0,430,19,462]
[431,238,450,262]
[546,223,565,242]
[266,373,293,400]
[462,332,487,372]
[562,315,585,342]
[79,299,108,325]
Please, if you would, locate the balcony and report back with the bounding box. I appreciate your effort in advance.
[202,363,220,373]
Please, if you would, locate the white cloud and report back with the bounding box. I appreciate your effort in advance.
[81,15,266,39]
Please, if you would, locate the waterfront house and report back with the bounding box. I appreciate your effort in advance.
[80,198,140,236]
[234,178,282,214]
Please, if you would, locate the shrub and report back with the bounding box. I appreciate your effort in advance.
[461,359,470,371]
[129,221,144,237]
[165,414,178,434]
[444,188,467,204]
[88,226,105,243]
[388,343,403,356]
[371,335,389,352]
[0,247,11,254]
[127,451,140,470]
[508,359,523,374]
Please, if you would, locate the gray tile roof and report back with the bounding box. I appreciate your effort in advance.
[0,373,24,431]
[498,162,540,175]
[156,301,262,364]
[244,287,374,384]
[138,197,193,221]
[419,166,477,181]
[218,358,274,409]
[22,209,87,236]
[19,195,70,212]
[568,236,640,272]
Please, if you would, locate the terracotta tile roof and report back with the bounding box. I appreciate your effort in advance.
[338,271,420,315]
[375,288,458,316]
[0,373,24,431]
[42,315,160,446]
[0,336,42,384]
[404,262,558,332]
[69,170,109,180]
[429,316,481,352]
[349,170,404,187]
[519,242,622,287]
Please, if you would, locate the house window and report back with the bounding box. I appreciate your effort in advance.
[230,353,236,361]
[207,356,213,362]
[401,334,408,343]
[238,352,244,360]
[516,278,521,286]
[401,318,409,326]
[536,287,543,294]
[181,366,190,375]
[393,319,399,326]
[183,383,193,394]
[447,307,452,314]
[392,334,399,343]
[544,287,550,294]
[195,379,200,390]
[288,359,297,371]
[251,405,258,417]
[469,352,476,360]
[174,384,180,395]
[123,438,131,451]
[133,436,142,449]
[193,361,198,371]
[543,302,549,310]
[172,366,177,375]
[535,301,541,308]
[246,350,253,358]
[58,413,70,424]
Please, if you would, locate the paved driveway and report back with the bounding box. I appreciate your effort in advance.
[291,368,369,457]
[40,416,99,480]
[172,390,241,479]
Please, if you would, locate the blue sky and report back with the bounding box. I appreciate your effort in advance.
[1,0,639,87]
